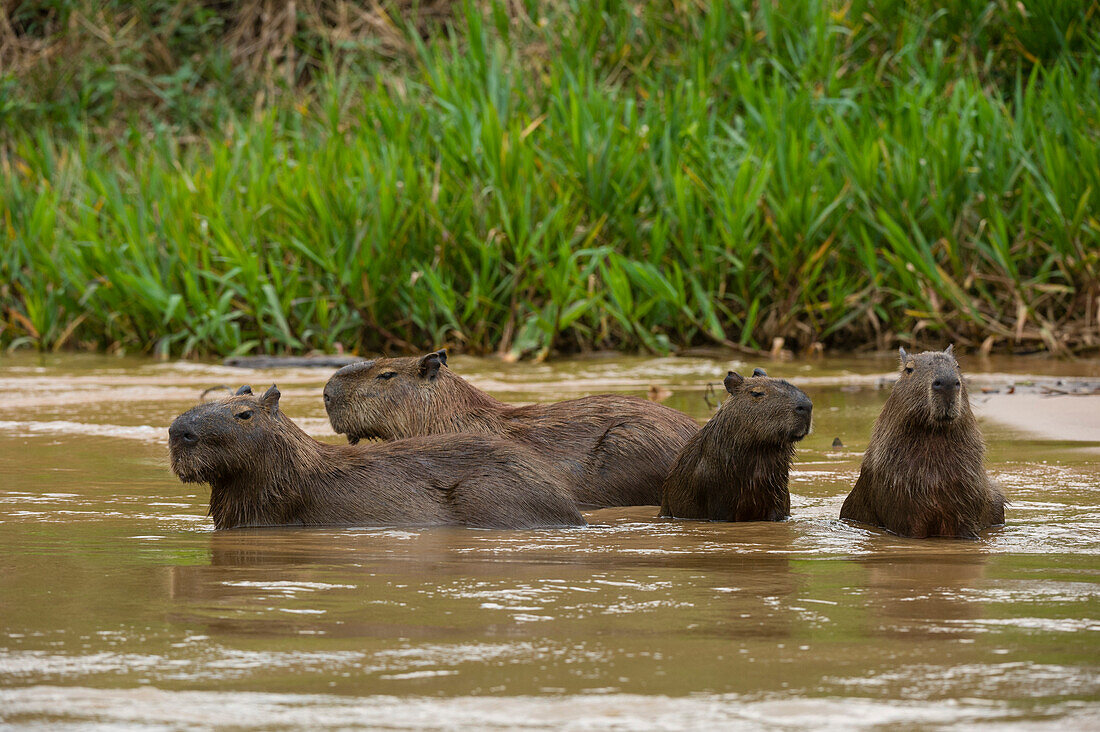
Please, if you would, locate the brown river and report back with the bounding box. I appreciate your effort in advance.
[1,353,1098,729]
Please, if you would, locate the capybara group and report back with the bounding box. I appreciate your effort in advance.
[659,368,813,522]
[840,346,1006,539]
[168,385,585,530]
[322,350,700,507]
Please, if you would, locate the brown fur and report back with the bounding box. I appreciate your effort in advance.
[168,385,585,530]
[840,346,1006,539]
[323,351,700,507]
[659,368,812,521]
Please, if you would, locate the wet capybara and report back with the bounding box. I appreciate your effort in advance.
[322,350,700,507]
[168,385,585,530]
[659,368,812,521]
[840,346,1006,539]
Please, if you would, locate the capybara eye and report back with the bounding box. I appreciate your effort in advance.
[234,410,253,421]
[377,372,398,380]
[750,390,765,398]
[905,365,914,374]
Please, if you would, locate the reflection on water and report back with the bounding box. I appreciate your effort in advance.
[857,554,990,638]
[1,353,1098,728]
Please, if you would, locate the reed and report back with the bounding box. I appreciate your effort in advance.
[2,0,1097,357]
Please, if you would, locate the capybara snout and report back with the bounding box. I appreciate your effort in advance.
[169,408,216,481]
[928,359,963,421]
[790,390,813,439]
[168,415,198,446]
[323,365,373,443]
[168,413,203,481]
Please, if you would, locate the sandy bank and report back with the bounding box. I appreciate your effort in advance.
[974,394,1100,442]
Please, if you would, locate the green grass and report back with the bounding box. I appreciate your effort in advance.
[1,0,1098,357]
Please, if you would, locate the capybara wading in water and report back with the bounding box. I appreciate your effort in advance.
[840,346,1006,539]
[323,350,700,507]
[168,385,585,530]
[659,368,812,521]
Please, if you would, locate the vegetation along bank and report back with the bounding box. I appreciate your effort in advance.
[1,1,1097,357]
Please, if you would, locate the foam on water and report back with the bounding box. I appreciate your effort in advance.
[0,419,166,441]
[2,686,1098,730]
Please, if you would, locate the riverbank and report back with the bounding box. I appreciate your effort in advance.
[2,1,1097,358]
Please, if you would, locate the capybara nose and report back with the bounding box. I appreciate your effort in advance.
[932,378,961,392]
[795,398,812,417]
[169,425,197,445]
[323,381,341,406]
[169,418,198,445]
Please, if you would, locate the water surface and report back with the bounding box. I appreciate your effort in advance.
[1,353,1098,729]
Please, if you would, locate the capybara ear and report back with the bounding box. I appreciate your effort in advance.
[944,343,954,357]
[433,348,448,366]
[235,385,253,395]
[898,346,909,367]
[259,384,281,414]
[418,351,445,380]
[752,367,767,377]
[724,371,744,394]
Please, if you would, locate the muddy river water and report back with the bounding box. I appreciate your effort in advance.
[1,353,1098,729]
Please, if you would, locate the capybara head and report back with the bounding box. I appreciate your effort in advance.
[169,384,283,483]
[717,367,813,444]
[323,350,448,443]
[892,345,967,425]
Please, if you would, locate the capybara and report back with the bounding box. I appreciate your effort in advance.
[659,368,812,521]
[840,346,1006,539]
[168,385,585,530]
[322,350,700,507]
